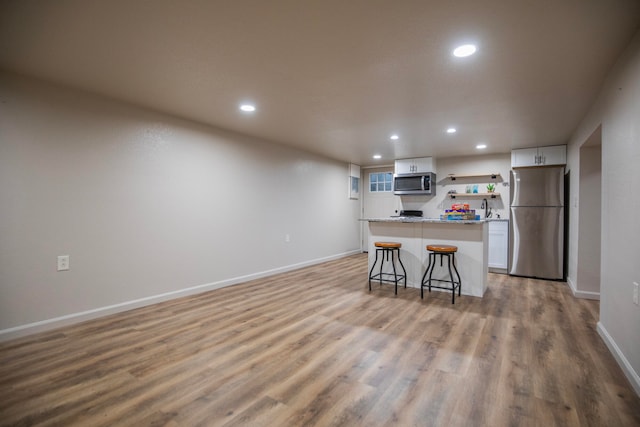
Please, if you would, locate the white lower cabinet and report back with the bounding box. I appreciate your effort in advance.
[488,220,509,271]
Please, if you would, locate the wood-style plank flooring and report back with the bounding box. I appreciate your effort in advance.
[1,253,639,426]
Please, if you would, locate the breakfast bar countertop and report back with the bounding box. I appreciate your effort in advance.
[361,217,488,224]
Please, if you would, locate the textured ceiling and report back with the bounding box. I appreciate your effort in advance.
[1,0,639,166]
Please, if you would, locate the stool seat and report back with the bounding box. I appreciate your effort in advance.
[426,244,458,253]
[375,242,402,249]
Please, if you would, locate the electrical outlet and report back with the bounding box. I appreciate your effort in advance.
[285,234,290,243]
[633,282,639,305]
[57,255,70,271]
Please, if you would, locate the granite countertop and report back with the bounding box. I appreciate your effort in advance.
[361,217,488,224]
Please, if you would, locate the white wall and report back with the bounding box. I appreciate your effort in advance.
[0,72,361,339]
[566,30,640,395]
[398,154,512,219]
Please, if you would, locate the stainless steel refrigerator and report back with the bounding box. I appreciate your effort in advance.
[509,166,564,280]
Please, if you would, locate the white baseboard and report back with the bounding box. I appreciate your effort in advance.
[567,276,600,300]
[597,322,640,397]
[0,250,361,342]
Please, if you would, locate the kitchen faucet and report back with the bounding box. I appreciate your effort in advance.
[481,198,491,218]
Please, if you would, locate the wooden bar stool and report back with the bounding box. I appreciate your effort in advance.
[369,242,407,295]
[421,244,462,304]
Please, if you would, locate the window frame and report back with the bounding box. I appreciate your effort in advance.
[369,172,393,193]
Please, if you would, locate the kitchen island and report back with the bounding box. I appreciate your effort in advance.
[363,218,488,298]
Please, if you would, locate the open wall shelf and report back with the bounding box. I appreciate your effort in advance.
[448,192,500,199]
[446,173,501,181]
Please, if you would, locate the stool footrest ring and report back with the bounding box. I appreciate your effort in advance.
[370,272,406,283]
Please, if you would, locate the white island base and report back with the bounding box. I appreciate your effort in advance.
[366,220,489,298]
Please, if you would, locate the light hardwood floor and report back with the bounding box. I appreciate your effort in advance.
[1,253,639,426]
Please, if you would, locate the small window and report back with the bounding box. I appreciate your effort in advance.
[369,172,393,192]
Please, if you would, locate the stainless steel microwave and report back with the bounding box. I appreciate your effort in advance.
[393,172,436,195]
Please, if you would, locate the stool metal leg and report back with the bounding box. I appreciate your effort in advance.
[452,253,462,297]
[378,249,384,286]
[428,253,437,293]
[368,249,380,291]
[421,253,431,299]
[396,248,407,289]
[390,249,398,295]
[446,254,456,304]
[420,252,433,299]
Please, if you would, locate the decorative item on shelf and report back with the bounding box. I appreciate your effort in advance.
[486,183,495,193]
[441,203,480,220]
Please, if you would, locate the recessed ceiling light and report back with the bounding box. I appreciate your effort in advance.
[390,134,399,140]
[453,44,477,57]
[239,104,256,112]
[446,127,457,134]
[476,144,487,149]
[373,154,382,159]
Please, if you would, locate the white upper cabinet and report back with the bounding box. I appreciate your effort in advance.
[511,148,539,167]
[395,157,436,174]
[511,145,566,167]
[539,145,567,165]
